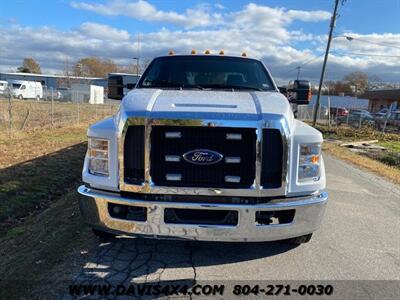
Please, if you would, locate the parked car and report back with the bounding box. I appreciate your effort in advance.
[375,111,400,131]
[337,109,375,127]
[373,108,390,118]
[330,107,349,117]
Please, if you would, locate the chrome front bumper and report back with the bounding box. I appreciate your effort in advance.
[78,185,328,242]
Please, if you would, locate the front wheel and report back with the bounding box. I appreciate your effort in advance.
[36,95,40,101]
[285,233,313,244]
[18,95,23,100]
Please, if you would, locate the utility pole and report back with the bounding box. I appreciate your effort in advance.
[312,0,340,127]
[296,66,301,80]
[133,57,139,76]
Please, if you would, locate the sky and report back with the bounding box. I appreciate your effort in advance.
[0,0,399,84]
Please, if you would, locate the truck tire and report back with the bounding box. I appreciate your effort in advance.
[36,95,40,101]
[18,95,23,100]
[92,228,116,240]
[286,233,313,244]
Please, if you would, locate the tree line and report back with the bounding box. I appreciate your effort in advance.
[320,72,382,97]
[17,57,141,78]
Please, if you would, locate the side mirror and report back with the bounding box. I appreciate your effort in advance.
[108,75,124,100]
[278,86,287,95]
[287,80,312,105]
[126,83,136,90]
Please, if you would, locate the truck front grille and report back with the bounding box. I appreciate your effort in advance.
[124,126,145,184]
[261,129,283,188]
[150,126,257,188]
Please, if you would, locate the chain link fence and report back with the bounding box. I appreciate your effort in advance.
[297,104,398,134]
[0,88,118,132]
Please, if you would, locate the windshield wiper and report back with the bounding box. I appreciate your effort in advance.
[202,84,265,91]
[142,79,183,89]
[142,80,206,90]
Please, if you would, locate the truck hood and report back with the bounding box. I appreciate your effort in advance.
[120,89,293,123]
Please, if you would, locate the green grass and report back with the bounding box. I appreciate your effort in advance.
[6,226,25,238]
[378,141,400,152]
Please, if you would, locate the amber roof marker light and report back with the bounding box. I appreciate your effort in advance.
[205,49,211,54]
[168,50,175,55]
[191,49,196,55]
[219,50,225,55]
[241,52,247,57]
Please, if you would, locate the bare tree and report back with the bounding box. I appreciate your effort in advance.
[343,72,369,95]
[73,57,119,78]
[17,58,42,74]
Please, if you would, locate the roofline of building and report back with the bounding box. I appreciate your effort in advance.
[0,72,104,80]
[108,72,141,76]
[366,88,400,92]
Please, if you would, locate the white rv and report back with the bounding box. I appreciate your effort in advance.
[11,80,43,100]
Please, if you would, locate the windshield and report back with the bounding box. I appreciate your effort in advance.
[137,56,275,91]
[12,83,21,89]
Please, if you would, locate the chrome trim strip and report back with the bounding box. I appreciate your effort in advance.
[225,157,241,164]
[225,176,241,183]
[226,133,242,140]
[79,185,327,210]
[119,116,290,197]
[165,131,182,138]
[166,174,182,181]
[165,155,181,162]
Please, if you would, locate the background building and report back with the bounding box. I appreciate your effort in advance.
[363,89,400,112]
[0,72,107,90]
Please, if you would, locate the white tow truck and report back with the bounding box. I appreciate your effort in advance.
[78,53,328,244]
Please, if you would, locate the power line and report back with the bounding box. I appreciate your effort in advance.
[288,52,326,76]
[341,35,400,50]
[337,52,400,58]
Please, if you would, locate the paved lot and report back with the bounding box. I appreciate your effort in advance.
[68,155,400,297]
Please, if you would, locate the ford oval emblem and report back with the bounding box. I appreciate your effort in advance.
[183,149,223,165]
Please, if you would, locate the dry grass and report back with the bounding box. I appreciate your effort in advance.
[315,123,400,143]
[323,142,400,185]
[0,113,115,229]
[0,122,98,298]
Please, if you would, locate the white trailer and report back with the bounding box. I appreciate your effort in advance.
[71,84,104,104]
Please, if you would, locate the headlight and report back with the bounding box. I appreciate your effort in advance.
[298,143,321,182]
[88,138,109,176]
